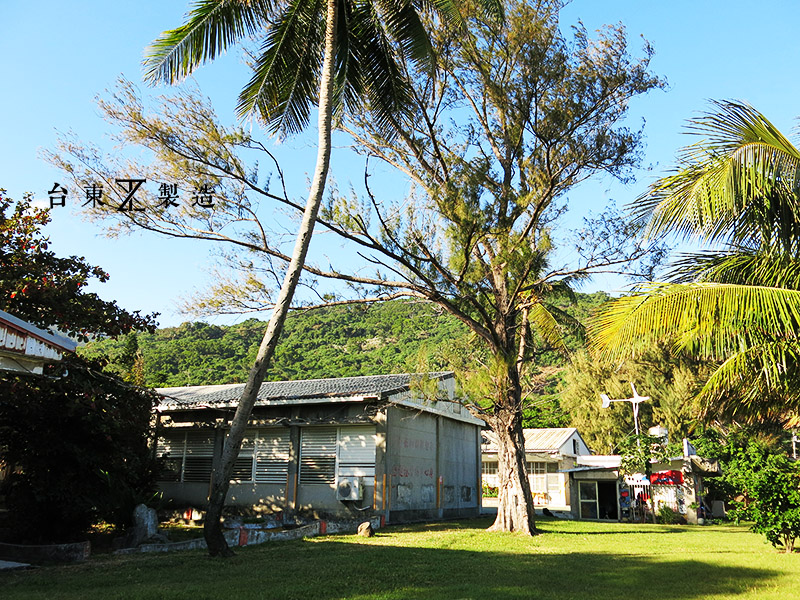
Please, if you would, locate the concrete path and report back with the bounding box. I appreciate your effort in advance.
[0,559,31,570]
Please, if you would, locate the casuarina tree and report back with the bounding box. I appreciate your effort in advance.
[49,0,660,538]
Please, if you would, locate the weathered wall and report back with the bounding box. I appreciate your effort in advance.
[439,417,479,518]
[157,396,481,522]
[385,406,438,521]
[384,406,480,522]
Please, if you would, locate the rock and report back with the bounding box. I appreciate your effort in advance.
[131,504,159,547]
[357,522,374,537]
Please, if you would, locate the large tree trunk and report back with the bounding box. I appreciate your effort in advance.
[487,363,537,535]
[203,0,339,557]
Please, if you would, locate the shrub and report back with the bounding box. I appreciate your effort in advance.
[656,505,685,525]
[751,454,800,553]
[0,355,157,542]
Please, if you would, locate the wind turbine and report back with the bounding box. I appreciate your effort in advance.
[600,382,649,438]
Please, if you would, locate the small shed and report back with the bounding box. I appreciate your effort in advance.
[481,428,591,511]
[155,372,484,523]
[567,448,721,524]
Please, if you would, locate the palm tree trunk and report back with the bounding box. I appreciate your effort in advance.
[203,0,340,557]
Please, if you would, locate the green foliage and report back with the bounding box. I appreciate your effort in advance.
[0,355,158,542]
[144,0,501,136]
[691,426,785,522]
[618,434,668,478]
[656,505,684,525]
[80,294,605,410]
[750,454,800,553]
[0,190,158,340]
[81,301,472,386]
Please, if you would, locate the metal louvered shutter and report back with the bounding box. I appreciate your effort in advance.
[255,429,291,484]
[337,426,377,484]
[300,427,336,484]
[183,430,215,483]
[230,430,256,482]
[156,431,185,482]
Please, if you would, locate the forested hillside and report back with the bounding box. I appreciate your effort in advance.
[80,293,611,389]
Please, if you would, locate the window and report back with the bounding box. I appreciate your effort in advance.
[482,461,497,475]
[156,429,215,483]
[158,428,292,485]
[231,429,291,484]
[300,427,337,484]
[255,429,292,484]
[299,426,377,485]
[527,461,547,492]
[337,425,377,485]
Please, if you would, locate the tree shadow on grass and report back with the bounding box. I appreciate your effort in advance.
[541,526,690,535]
[277,542,776,600]
[1,538,780,600]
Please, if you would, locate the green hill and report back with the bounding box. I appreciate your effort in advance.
[80,293,610,391]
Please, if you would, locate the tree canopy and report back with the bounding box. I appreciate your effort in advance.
[0,190,158,340]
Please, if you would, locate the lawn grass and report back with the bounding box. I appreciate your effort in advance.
[2,517,798,599]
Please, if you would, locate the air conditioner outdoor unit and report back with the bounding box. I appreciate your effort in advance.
[336,477,364,501]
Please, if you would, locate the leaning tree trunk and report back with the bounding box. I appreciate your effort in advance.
[486,365,537,535]
[203,0,339,557]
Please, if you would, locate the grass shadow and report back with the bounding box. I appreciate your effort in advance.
[2,532,780,600]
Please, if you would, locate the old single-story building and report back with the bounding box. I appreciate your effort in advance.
[566,439,721,524]
[0,309,76,375]
[481,428,592,511]
[155,372,484,523]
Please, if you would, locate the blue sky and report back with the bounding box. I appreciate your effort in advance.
[2,1,799,328]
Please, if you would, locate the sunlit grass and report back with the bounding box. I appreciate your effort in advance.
[3,517,798,599]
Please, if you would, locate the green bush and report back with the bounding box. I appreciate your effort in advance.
[0,355,158,542]
[656,505,685,525]
[482,484,498,498]
[751,454,800,553]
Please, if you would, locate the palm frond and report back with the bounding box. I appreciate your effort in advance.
[144,0,273,85]
[529,303,567,354]
[347,1,415,140]
[633,101,800,249]
[589,282,800,362]
[376,0,432,67]
[697,339,800,423]
[669,250,800,290]
[237,0,324,133]
[419,0,504,27]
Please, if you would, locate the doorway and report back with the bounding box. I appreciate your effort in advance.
[578,480,618,520]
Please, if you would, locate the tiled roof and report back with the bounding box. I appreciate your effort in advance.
[157,372,452,410]
[482,428,580,454]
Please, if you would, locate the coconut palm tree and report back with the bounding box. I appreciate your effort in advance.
[590,101,800,425]
[144,0,502,556]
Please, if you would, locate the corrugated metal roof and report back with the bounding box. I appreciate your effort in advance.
[157,372,452,410]
[482,428,579,453]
